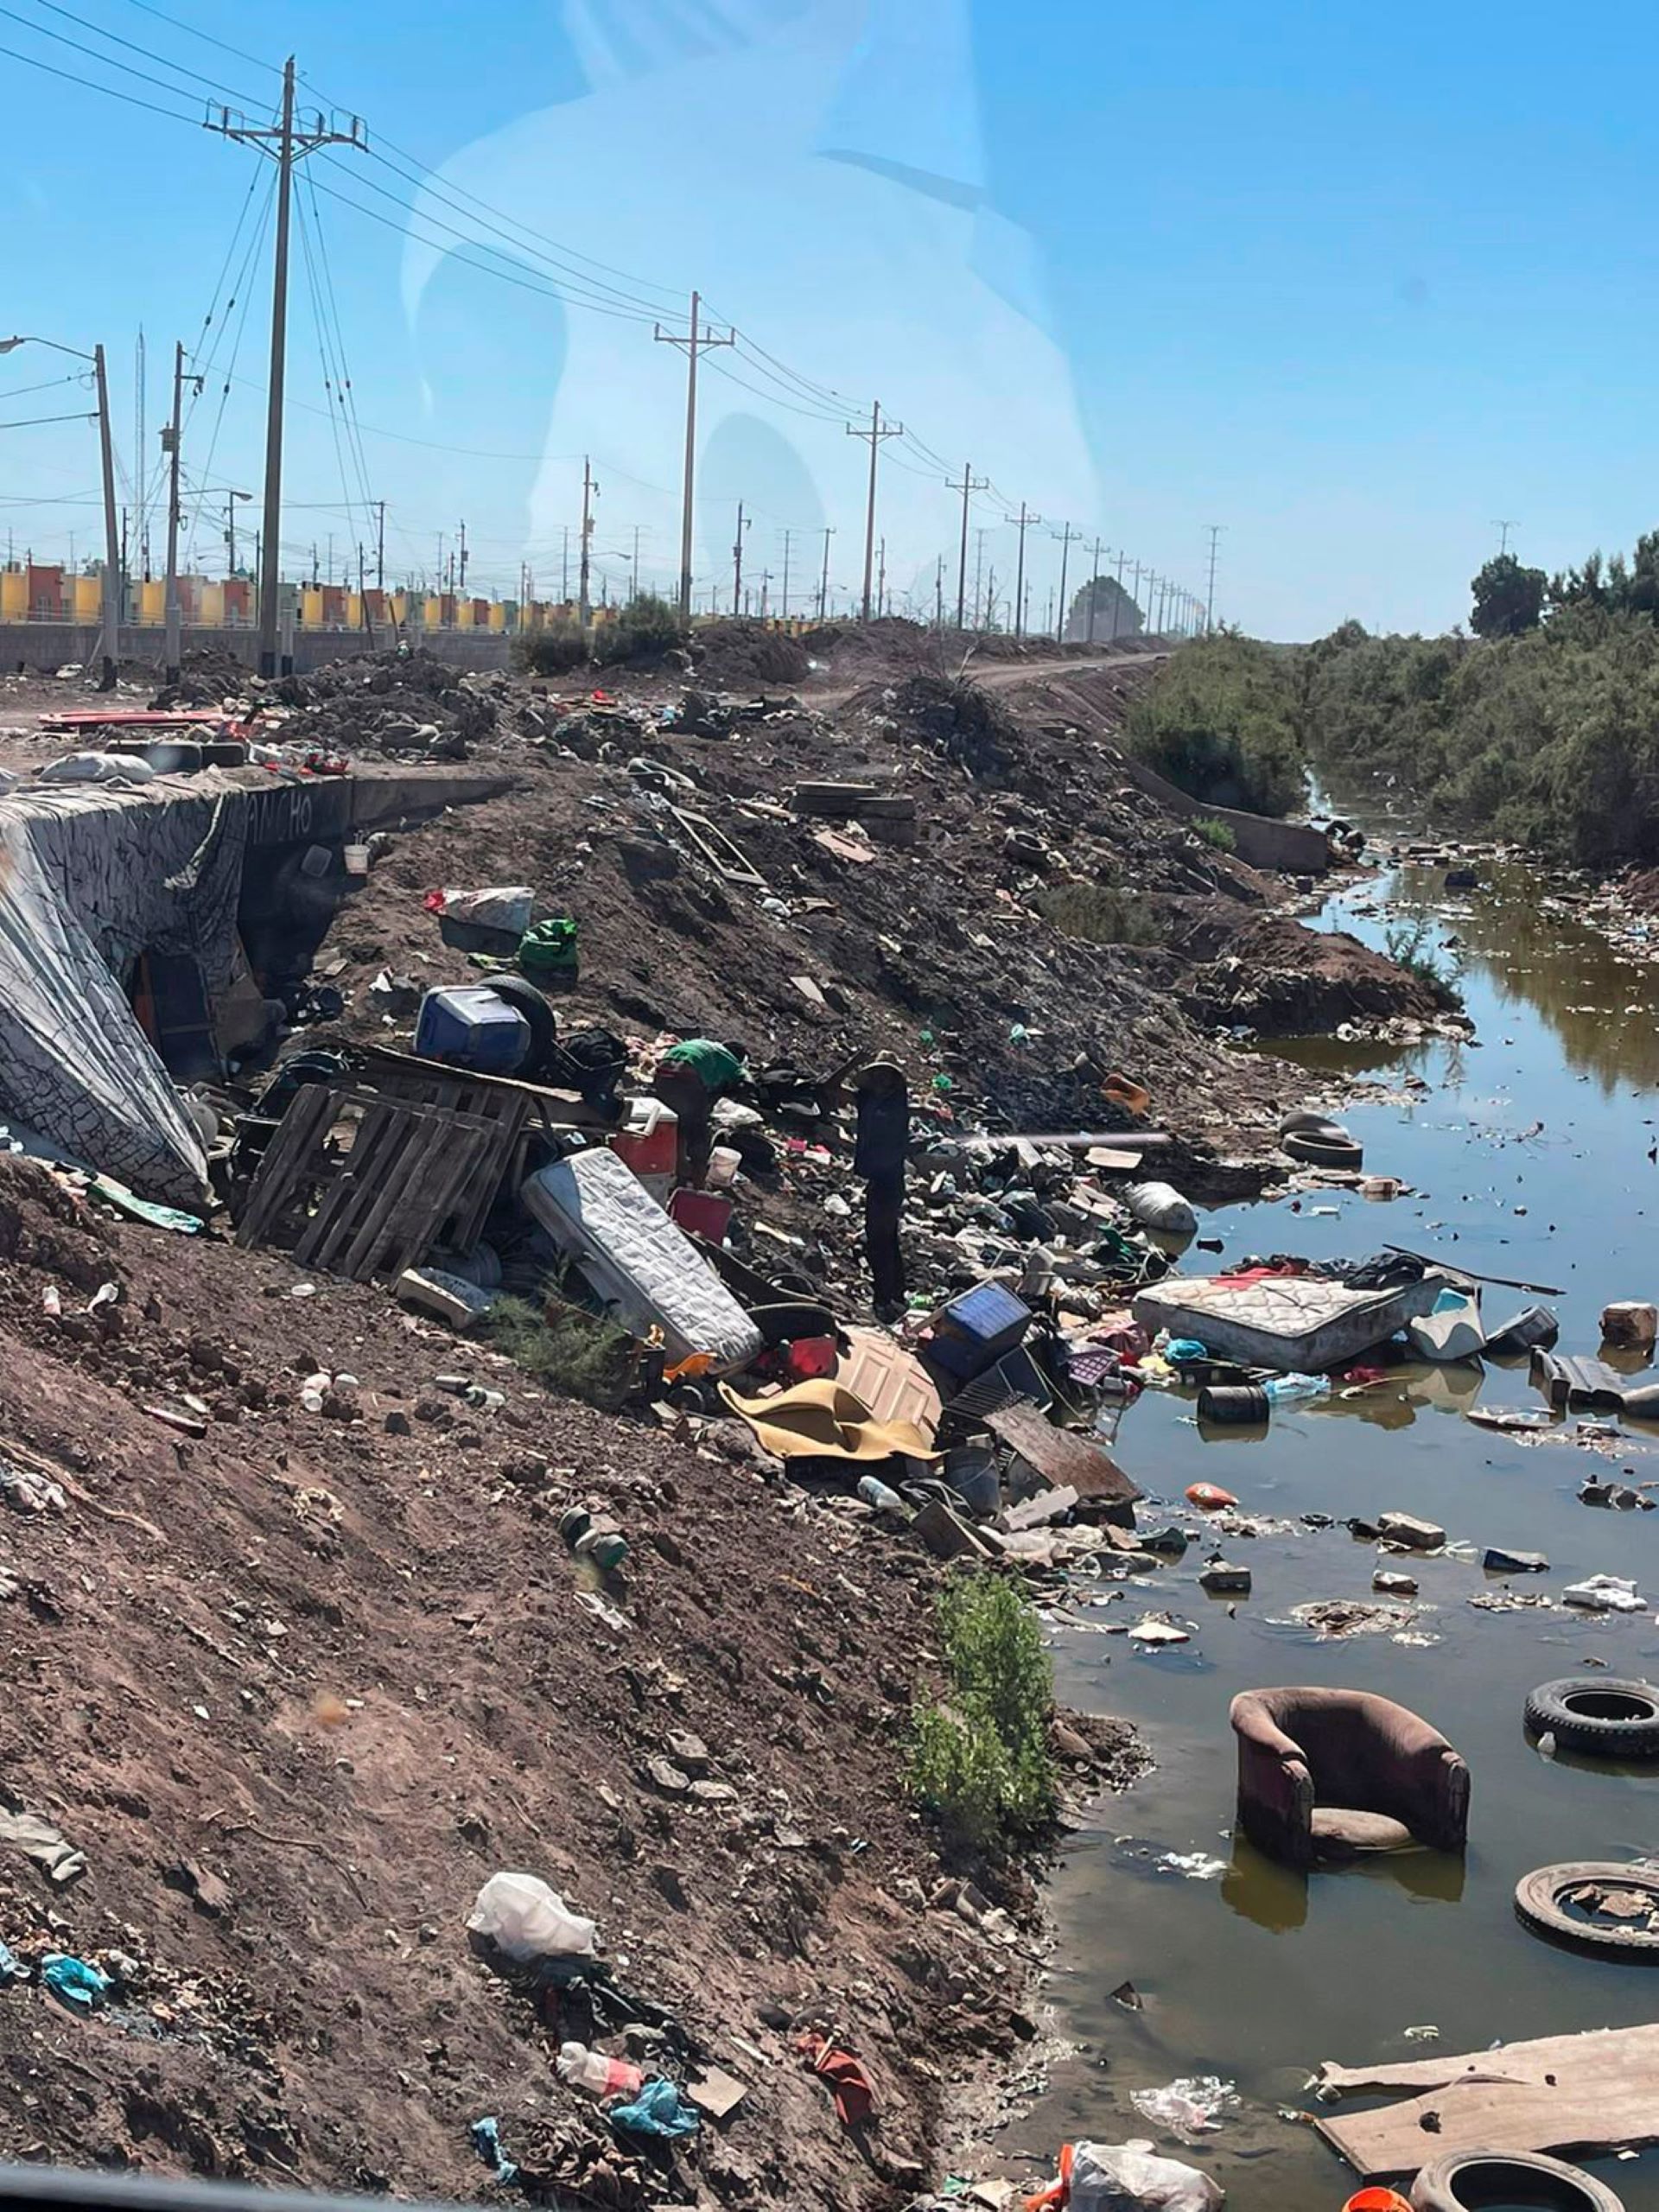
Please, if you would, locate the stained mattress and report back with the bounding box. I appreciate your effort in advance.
[522,1147,762,1374]
[1134,1270,1443,1371]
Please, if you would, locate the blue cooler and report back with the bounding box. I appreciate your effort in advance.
[415,985,531,1073]
[926,1283,1034,1379]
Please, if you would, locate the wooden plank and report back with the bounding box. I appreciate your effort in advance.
[985,1398,1141,1504]
[377,1122,493,1282]
[354,1043,609,1126]
[234,1082,335,1248]
[1313,2023,1659,2176]
[447,1093,529,1249]
[292,1091,400,1266]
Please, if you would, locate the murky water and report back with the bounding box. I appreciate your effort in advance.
[1019,839,1659,2210]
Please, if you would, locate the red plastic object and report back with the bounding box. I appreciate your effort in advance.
[1185,1481,1238,1511]
[781,1335,837,1382]
[668,1187,732,1243]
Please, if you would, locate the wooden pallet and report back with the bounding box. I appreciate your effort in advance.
[234,1083,506,1283]
[353,1065,531,1251]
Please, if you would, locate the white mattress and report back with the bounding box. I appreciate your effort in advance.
[1134,1270,1442,1370]
[522,1147,762,1374]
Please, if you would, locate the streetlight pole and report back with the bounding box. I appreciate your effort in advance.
[6,335,130,689]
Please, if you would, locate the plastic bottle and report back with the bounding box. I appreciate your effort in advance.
[1262,1373,1330,1404]
[556,2042,645,2101]
[856,1474,906,1514]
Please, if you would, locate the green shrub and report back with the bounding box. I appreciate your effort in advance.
[594,592,689,667]
[486,1293,634,1408]
[512,619,589,677]
[1385,915,1458,995]
[1032,880,1154,944]
[909,1573,1057,1852]
[1192,816,1236,853]
[1128,632,1306,816]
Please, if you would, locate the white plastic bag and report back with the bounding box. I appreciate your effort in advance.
[1125,1182,1198,1237]
[1128,2076,1239,2142]
[467,1872,597,1961]
[439,886,534,933]
[1070,2138,1224,2212]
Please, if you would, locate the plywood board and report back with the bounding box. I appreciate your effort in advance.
[1313,2022,1659,2176]
[841,1325,943,1445]
[985,1398,1141,1505]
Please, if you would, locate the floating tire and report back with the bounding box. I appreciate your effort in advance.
[477,973,559,1074]
[1514,1861,1659,1956]
[1524,1677,1659,1758]
[1411,2149,1624,2212]
[1281,1128,1364,1171]
[1278,1109,1346,1140]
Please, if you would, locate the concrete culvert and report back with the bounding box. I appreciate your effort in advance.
[1523,1678,1659,1758]
[1411,2150,1624,2212]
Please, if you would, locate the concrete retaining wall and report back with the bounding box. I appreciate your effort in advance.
[1116,756,1332,875]
[1,624,512,678]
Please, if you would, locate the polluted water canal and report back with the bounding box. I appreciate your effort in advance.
[1015,846,1659,2212]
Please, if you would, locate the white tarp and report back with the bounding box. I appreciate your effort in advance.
[0,775,252,1203]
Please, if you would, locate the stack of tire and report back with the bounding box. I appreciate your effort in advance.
[1278,1108,1363,1172]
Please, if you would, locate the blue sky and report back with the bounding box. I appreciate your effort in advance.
[3,0,1655,638]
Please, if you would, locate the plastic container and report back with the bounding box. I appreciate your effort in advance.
[556,2042,645,2101]
[467,1872,598,1961]
[669,1187,733,1243]
[856,1474,906,1514]
[1197,1383,1271,1426]
[415,986,531,1073]
[706,1144,741,1190]
[926,1283,1033,1380]
[343,842,370,876]
[944,1444,1000,1516]
[608,1096,679,1185]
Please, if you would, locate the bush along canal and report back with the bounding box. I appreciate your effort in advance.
[1001,836,1659,2212]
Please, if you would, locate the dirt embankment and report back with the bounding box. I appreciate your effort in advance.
[1183,912,1458,1035]
[0,1153,1138,2204]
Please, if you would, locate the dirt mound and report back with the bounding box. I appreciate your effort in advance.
[149,645,257,711]
[0,1151,1144,2200]
[1184,912,1455,1034]
[274,650,500,760]
[693,621,812,687]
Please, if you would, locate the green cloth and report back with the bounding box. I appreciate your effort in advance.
[661,1039,742,1093]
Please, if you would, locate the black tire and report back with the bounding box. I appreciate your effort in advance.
[1524,1677,1659,1758]
[1278,1109,1345,1140]
[1412,2149,1624,2212]
[477,974,558,1074]
[1281,1128,1364,1171]
[1515,1861,1659,1955]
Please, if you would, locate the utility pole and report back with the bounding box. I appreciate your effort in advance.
[1491,518,1517,555]
[375,499,385,590]
[1110,550,1128,639]
[162,339,185,683]
[949,461,988,630]
[92,343,121,690]
[731,501,750,615]
[630,524,641,603]
[578,458,597,625]
[1204,524,1224,632]
[973,527,988,628]
[935,558,945,630]
[877,536,887,619]
[135,327,149,581]
[1052,522,1078,642]
[817,526,834,622]
[1085,537,1104,643]
[780,527,792,620]
[1013,502,1042,640]
[654,290,734,619]
[209,58,366,677]
[848,400,902,622]
[458,518,467,594]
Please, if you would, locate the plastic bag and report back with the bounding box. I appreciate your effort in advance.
[1128,2076,1239,2142]
[432,886,535,933]
[1059,2138,1224,2212]
[467,1872,598,1961]
[1125,1183,1198,1236]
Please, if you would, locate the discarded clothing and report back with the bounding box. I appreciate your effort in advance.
[798,2031,875,2126]
[41,1952,110,2012]
[607,2077,700,2139]
[0,1805,86,1885]
[470,2117,520,2187]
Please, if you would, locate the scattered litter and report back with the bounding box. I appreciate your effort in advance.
[467,1872,597,1961]
[1129,2076,1240,2142]
[40,1952,110,2012]
[1156,1853,1227,1880]
[1562,1575,1644,1613]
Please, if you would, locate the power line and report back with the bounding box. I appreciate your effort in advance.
[0,31,198,119]
[16,0,262,102]
[116,0,277,78]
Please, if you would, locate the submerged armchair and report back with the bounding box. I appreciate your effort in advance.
[1230,1686,1470,1869]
